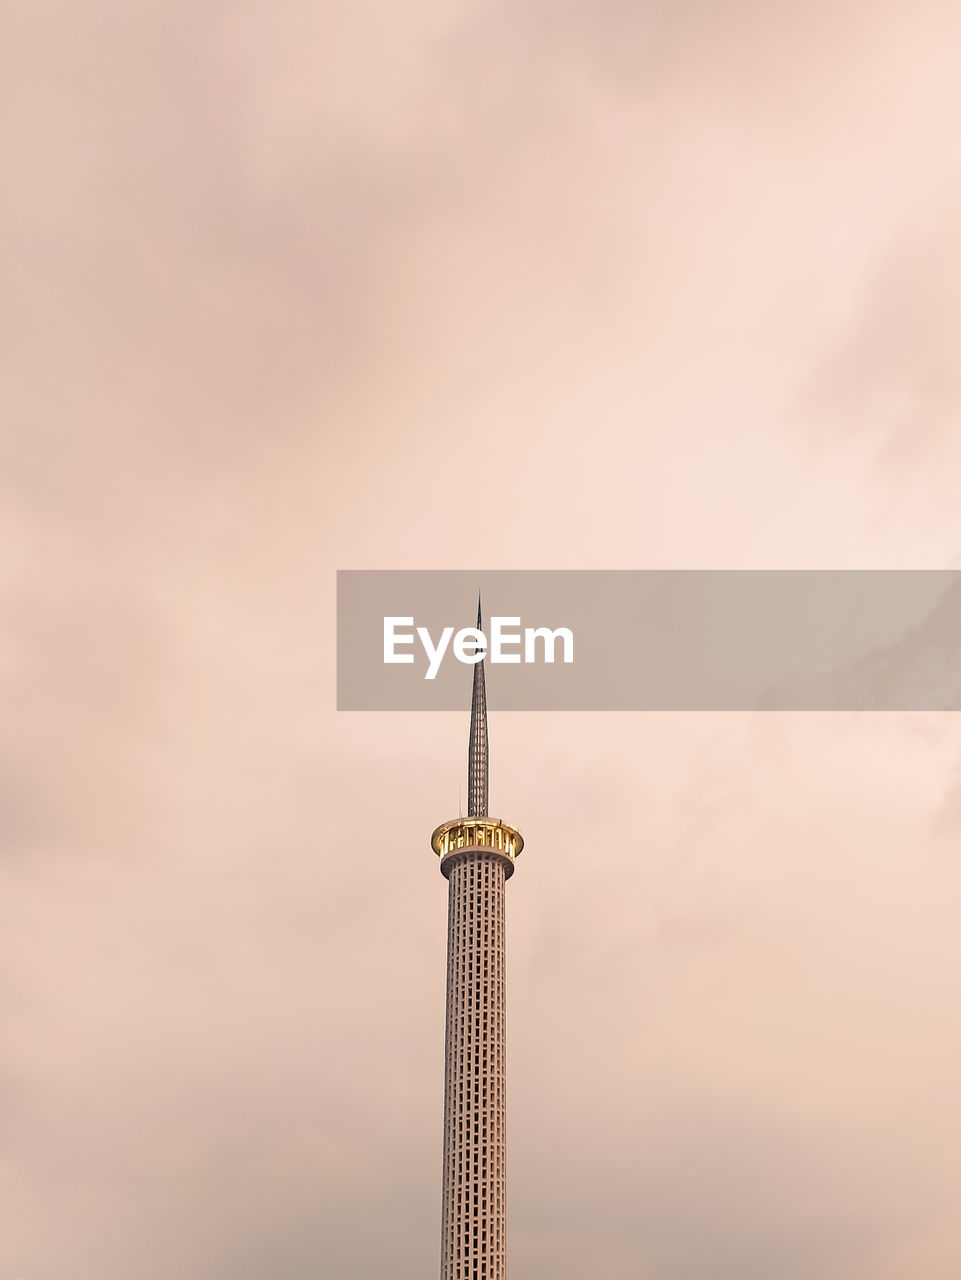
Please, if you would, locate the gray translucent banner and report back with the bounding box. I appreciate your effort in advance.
[337,571,961,710]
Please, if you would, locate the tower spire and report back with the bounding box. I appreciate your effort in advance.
[467,594,488,818]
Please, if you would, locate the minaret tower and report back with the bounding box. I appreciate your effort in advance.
[432,600,524,1280]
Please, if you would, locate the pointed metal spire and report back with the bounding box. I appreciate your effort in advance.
[467,595,488,817]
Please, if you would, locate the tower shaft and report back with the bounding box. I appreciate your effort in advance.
[441,851,507,1280]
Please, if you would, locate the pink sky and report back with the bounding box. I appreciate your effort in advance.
[2,2,961,1276]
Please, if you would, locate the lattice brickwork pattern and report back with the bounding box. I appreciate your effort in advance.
[441,851,507,1280]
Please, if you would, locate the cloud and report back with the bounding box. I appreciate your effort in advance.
[805,200,961,522]
[2,0,961,1276]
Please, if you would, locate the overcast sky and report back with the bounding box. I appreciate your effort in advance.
[2,2,961,1277]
